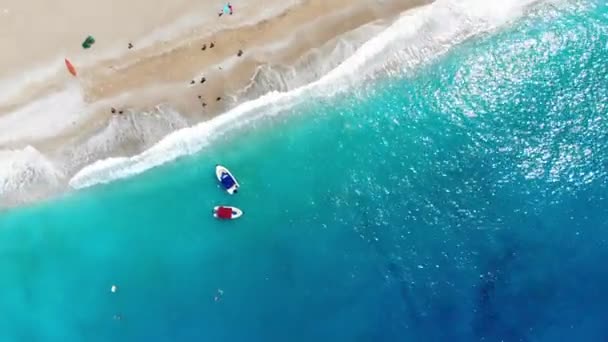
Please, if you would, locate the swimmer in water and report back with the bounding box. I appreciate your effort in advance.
[214,289,224,302]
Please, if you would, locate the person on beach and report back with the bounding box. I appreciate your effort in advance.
[219,2,232,16]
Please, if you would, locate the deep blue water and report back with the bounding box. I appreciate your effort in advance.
[1,1,607,341]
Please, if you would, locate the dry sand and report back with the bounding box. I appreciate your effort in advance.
[0,0,298,80]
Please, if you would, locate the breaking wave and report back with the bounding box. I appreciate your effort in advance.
[69,0,549,189]
[0,146,65,207]
[237,20,387,100]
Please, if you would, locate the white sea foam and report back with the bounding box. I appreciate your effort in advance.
[323,0,545,85]
[62,105,190,172]
[68,0,548,190]
[239,20,387,99]
[0,146,65,206]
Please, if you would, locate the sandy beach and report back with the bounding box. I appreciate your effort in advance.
[0,0,428,206]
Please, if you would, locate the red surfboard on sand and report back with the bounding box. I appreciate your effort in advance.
[65,58,77,76]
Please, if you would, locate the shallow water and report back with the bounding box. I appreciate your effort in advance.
[1,1,607,341]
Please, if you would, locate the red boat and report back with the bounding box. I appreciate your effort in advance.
[213,206,243,220]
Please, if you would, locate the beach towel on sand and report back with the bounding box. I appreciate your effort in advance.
[222,3,233,14]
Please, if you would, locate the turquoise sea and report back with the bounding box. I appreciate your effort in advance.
[1,1,607,341]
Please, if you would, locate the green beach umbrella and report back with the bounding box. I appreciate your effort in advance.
[82,35,95,49]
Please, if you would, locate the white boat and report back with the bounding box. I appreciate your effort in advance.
[216,165,240,194]
[213,206,243,220]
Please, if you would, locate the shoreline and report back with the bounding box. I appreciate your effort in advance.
[0,0,429,207]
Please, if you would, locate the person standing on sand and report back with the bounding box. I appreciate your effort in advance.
[219,2,232,16]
